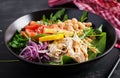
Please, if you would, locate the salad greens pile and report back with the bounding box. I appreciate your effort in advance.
[8,31,28,54]
[87,26,106,60]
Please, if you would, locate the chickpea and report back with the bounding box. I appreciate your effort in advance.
[72,18,78,24]
[85,37,93,43]
[58,21,65,26]
[77,30,83,36]
[83,22,92,27]
[66,23,74,31]
[57,21,65,29]
[65,22,73,26]
[73,23,79,30]
[78,22,85,29]
[65,19,72,23]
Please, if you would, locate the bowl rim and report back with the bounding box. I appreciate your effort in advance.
[4,8,117,67]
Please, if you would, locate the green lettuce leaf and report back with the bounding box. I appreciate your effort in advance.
[88,25,106,60]
[92,32,106,52]
[88,50,98,60]
[60,55,77,65]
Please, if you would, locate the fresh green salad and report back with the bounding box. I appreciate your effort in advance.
[8,8,106,65]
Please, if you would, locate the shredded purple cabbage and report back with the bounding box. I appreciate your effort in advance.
[19,40,50,63]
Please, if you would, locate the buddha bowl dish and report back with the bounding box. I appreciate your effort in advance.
[4,8,117,72]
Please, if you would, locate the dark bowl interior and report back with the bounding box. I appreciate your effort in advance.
[4,8,117,72]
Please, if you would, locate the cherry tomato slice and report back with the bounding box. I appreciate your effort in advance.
[25,24,39,30]
[25,29,37,37]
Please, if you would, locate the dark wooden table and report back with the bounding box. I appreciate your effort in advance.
[0,0,120,78]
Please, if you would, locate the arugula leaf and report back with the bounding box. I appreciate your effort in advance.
[80,11,88,22]
[60,55,77,65]
[88,50,98,60]
[80,28,94,39]
[42,15,49,25]
[41,8,66,25]
[42,15,47,21]
[63,14,68,21]
[51,8,65,22]
[50,13,53,20]
[80,25,104,38]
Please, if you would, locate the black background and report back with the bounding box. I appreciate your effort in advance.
[0,0,120,78]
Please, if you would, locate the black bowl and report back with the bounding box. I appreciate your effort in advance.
[4,8,117,72]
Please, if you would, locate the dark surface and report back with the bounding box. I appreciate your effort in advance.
[0,0,120,78]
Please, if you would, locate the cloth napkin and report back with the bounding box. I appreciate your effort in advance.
[48,0,120,48]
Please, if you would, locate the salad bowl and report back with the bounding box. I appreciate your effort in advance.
[4,8,117,72]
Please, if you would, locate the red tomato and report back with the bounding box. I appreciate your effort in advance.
[35,24,45,34]
[36,26,44,34]
[25,21,40,30]
[25,29,37,37]
[23,21,46,38]
[25,24,39,30]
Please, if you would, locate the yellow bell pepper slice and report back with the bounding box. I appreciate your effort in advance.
[39,34,64,42]
[44,28,56,34]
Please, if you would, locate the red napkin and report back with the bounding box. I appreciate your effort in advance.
[48,0,120,48]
